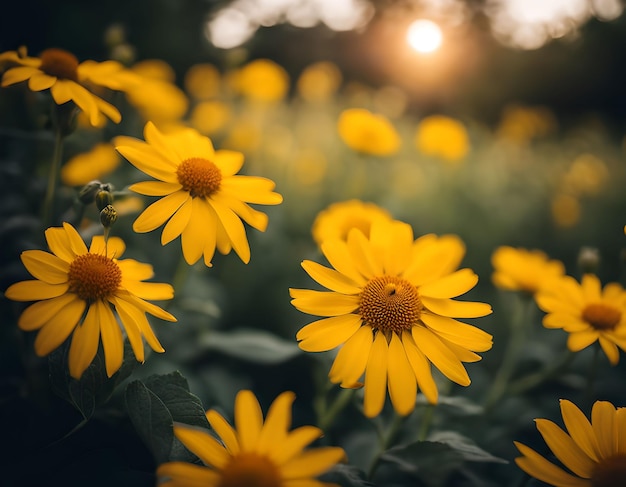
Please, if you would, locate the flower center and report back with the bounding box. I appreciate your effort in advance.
[582,303,622,331]
[39,48,79,82]
[591,454,626,487]
[359,275,422,333]
[176,157,222,198]
[217,452,282,487]
[68,253,122,301]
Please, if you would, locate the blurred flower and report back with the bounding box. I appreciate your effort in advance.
[496,103,557,145]
[290,220,493,417]
[125,59,189,125]
[4,222,176,379]
[311,199,393,246]
[514,399,626,487]
[60,142,121,187]
[491,246,565,294]
[221,117,262,154]
[157,390,345,487]
[561,153,609,197]
[552,193,581,228]
[232,59,289,103]
[184,62,221,100]
[415,115,470,162]
[337,108,401,156]
[535,273,626,365]
[0,47,139,126]
[189,100,231,136]
[115,122,283,266]
[296,61,342,103]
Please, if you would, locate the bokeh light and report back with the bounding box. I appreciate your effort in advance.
[406,19,443,53]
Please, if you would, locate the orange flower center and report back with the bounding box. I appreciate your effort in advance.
[39,48,79,82]
[359,276,422,333]
[176,157,222,198]
[217,452,281,487]
[582,303,622,331]
[68,253,122,301]
[591,454,626,487]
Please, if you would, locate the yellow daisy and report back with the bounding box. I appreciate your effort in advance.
[157,389,346,487]
[514,399,626,487]
[290,220,493,418]
[60,142,121,187]
[535,274,626,365]
[0,47,139,126]
[491,246,565,294]
[311,199,393,247]
[414,115,470,163]
[337,108,401,156]
[115,122,283,267]
[4,222,176,379]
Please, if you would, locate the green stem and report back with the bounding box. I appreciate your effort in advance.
[583,343,601,408]
[168,256,192,307]
[506,349,576,397]
[483,294,534,411]
[318,388,356,432]
[42,122,64,228]
[416,403,436,441]
[368,412,405,479]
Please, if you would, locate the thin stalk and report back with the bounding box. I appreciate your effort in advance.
[318,388,356,433]
[583,343,601,408]
[42,123,64,227]
[416,403,436,441]
[368,412,406,479]
[506,349,576,396]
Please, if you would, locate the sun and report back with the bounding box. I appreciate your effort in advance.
[407,19,443,54]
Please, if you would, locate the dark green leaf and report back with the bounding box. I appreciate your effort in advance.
[319,464,375,487]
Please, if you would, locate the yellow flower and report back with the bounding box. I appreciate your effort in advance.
[535,273,626,365]
[337,108,401,156]
[232,59,289,103]
[189,100,231,136]
[0,47,138,126]
[552,193,581,228]
[491,246,565,294]
[60,142,121,187]
[514,399,626,487]
[311,199,393,247]
[496,103,557,145]
[290,220,493,417]
[184,62,221,100]
[296,61,342,103]
[115,122,283,266]
[157,390,346,487]
[562,153,609,198]
[4,222,176,379]
[415,115,470,162]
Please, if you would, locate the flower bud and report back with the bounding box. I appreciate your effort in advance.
[577,246,600,274]
[77,180,103,205]
[100,204,118,228]
[95,189,114,211]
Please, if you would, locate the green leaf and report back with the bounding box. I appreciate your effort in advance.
[198,328,301,364]
[427,431,509,464]
[415,395,484,416]
[319,464,375,487]
[125,371,211,464]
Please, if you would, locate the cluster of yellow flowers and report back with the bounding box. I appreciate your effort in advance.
[2,45,625,487]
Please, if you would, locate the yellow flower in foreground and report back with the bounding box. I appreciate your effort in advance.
[535,273,626,365]
[514,399,626,487]
[337,108,401,156]
[1,47,138,125]
[311,199,393,247]
[61,142,121,186]
[290,220,493,417]
[4,223,176,379]
[491,246,565,294]
[116,122,283,266]
[415,115,470,162]
[157,390,345,487]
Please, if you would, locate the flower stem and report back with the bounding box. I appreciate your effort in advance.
[506,349,576,397]
[318,387,356,432]
[583,343,601,408]
[42,122,64,228]
[368,412,406,479]
[416,403,436,441]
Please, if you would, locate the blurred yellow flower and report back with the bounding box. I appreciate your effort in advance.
[535,273,626,365]
[290,220,493,417]
[337,108,401,156]
[496,103,557,145]
[60,142,121,187]
[184,62,221,100]
[189,100,231,136]
[4,222,176,379]
[157,390,345,487]
[311,199,393,246]
[116,122,283,266]
[562,153,609,197]
[552,193,581,228]
[1,47,139,125]
[296,61,342,103]
[514,399,626,487]
[232,59,289,103]
[415,115,470,162]
[125,59,189,124]
[221,118,262,154]
[491,246,565,294]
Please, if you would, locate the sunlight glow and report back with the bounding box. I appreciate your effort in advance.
[406,19,443,53]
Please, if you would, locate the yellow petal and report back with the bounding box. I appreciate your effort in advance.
[206,410,240,455]
[514,442,589,487]
[377,220,413,277]
[122,281,174,301]
[615,408,626,454]
[280,447,346,479]
[419,268,478,299]
[118,145,179,182]
[98,300,125,377]
[212,149,243,176]
[420,296,492,318]
[2,66,41,86]
[116,259,154,281]
[269,425,322,465]
[420,313,493,352]
[560,399,601,462]
[33,298,86,356]
[220,176,283,205]
[289,289,359,317]
[133,191,189,233]
[387,333,417,416]
[591,401,617,458]
[28,72,56,91]
[208,194,250,264]
[257,391,295,454]
[157,462,220,487]
[235,390,263,451]
[296,314,362,352]
[144,121,188,164]
[6,280,69,302]
[320,239,367,286]
[301,260,362,294]
[181,197,214,265]
[112,296,165,352]
[129,181,182,196]
[173,424,230,468]
[402,330,438,403]
[329,325,373,386]
[68,304,101,379]
[598,336,620,365]
[53,81,100,126]
[535,418,595,478]
[162,195,193,246]
[61,222,89,256]
[412,326,470,386]
[581,274,602,302]
[90,235,125,258]
[18,293,78,331]
[44,226,75,262]
[567,331,598,352]
[363,332,388,418]
[346,228,382,279]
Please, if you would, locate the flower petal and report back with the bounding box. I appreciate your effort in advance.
[133,191,189,233]
[33,298,86,356]
[68,303,101,379]
[329,325,373,386]
[208,193,250,264]
[18,293,79,331]
[420,313,493,352]
[301,260,362,294]
[280,447,345,479]
[535,418,595,478]
[289,289,359,317]
[320,239,367,286]
[560,399,601,462]
[5,280,69,301]
[296,314,362,352]
[419,268,478,299]
[412,325,470,386]
[173,424,230,468]
[420,296,492,318]
[514,442,589,487]
[387,333,417,416]
[98,300,125,377]
[363,331,388,418]
[181,196,215,265]
[129,181,183,196]
[157,462,220,487]
[257,391,295,454]
[235,390,263,451]
[162,194,194,246]
[206,410,240,455]
[591,401,617,458]
[402,330,438,403]
[269,425,323,465]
